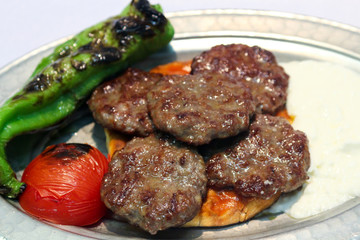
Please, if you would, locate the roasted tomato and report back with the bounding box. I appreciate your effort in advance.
[19,143,109,226]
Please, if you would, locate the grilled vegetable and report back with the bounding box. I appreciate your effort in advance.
[19,143,109,226]
[0,0,174,198]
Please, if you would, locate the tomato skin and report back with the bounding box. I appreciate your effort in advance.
[19,143,109,226]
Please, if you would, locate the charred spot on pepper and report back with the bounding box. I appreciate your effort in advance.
[113,17,147,36]
[58,47,71,58]
[133,0,167,29]
[91,47,122,65]
[23,74,53,93]
[76,41,122,65]
[1,181,25,197]
[112,17,156,47]
[52,62,61,72]
[52,61,66,76]
[78,42,93,52]
[11,94,27,101]
[71,59,87,71]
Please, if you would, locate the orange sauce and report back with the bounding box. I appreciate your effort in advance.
[202,189,245,217]
[276,109,295,124]
[150,60,191,75]
[105,129,128,157]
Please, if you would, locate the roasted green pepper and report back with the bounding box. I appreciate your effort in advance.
[0,0,174,198]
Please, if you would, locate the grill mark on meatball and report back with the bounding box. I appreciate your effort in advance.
[191,44,289,114]
[87,68,162,136]
[100,134,207,234]
[147,73,256,145]
[206,114,310,199]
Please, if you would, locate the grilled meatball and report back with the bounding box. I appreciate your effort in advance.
[147,73,256,145]
[206,114,310,199]
[87,68,162,136]
[101,134,207,235]
[191,44,289,114]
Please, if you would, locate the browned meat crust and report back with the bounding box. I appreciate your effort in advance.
[100,134,207,234]
[87,68,162,136]
[147,73,256,145]
[206,114,310,199]
[191,44,289,114]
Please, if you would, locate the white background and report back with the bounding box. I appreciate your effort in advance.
[0,0,359,69]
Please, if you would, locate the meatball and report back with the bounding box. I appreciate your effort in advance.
[206,114,310,199]
[147,73,256,145]
[101,134,207,234]
[87,68,162,136]
[191,44,289,114]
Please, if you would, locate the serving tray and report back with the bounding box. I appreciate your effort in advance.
[1,10,360,240]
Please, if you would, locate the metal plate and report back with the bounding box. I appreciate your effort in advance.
[1,10,360,240]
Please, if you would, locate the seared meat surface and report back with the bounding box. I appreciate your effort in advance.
[191,44,289,114]
[206,114,310,199]
[101,134,207,234]
[87,68,162,136]
[147,73,256,145]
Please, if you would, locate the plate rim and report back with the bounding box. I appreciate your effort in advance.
[167,9,360,33]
